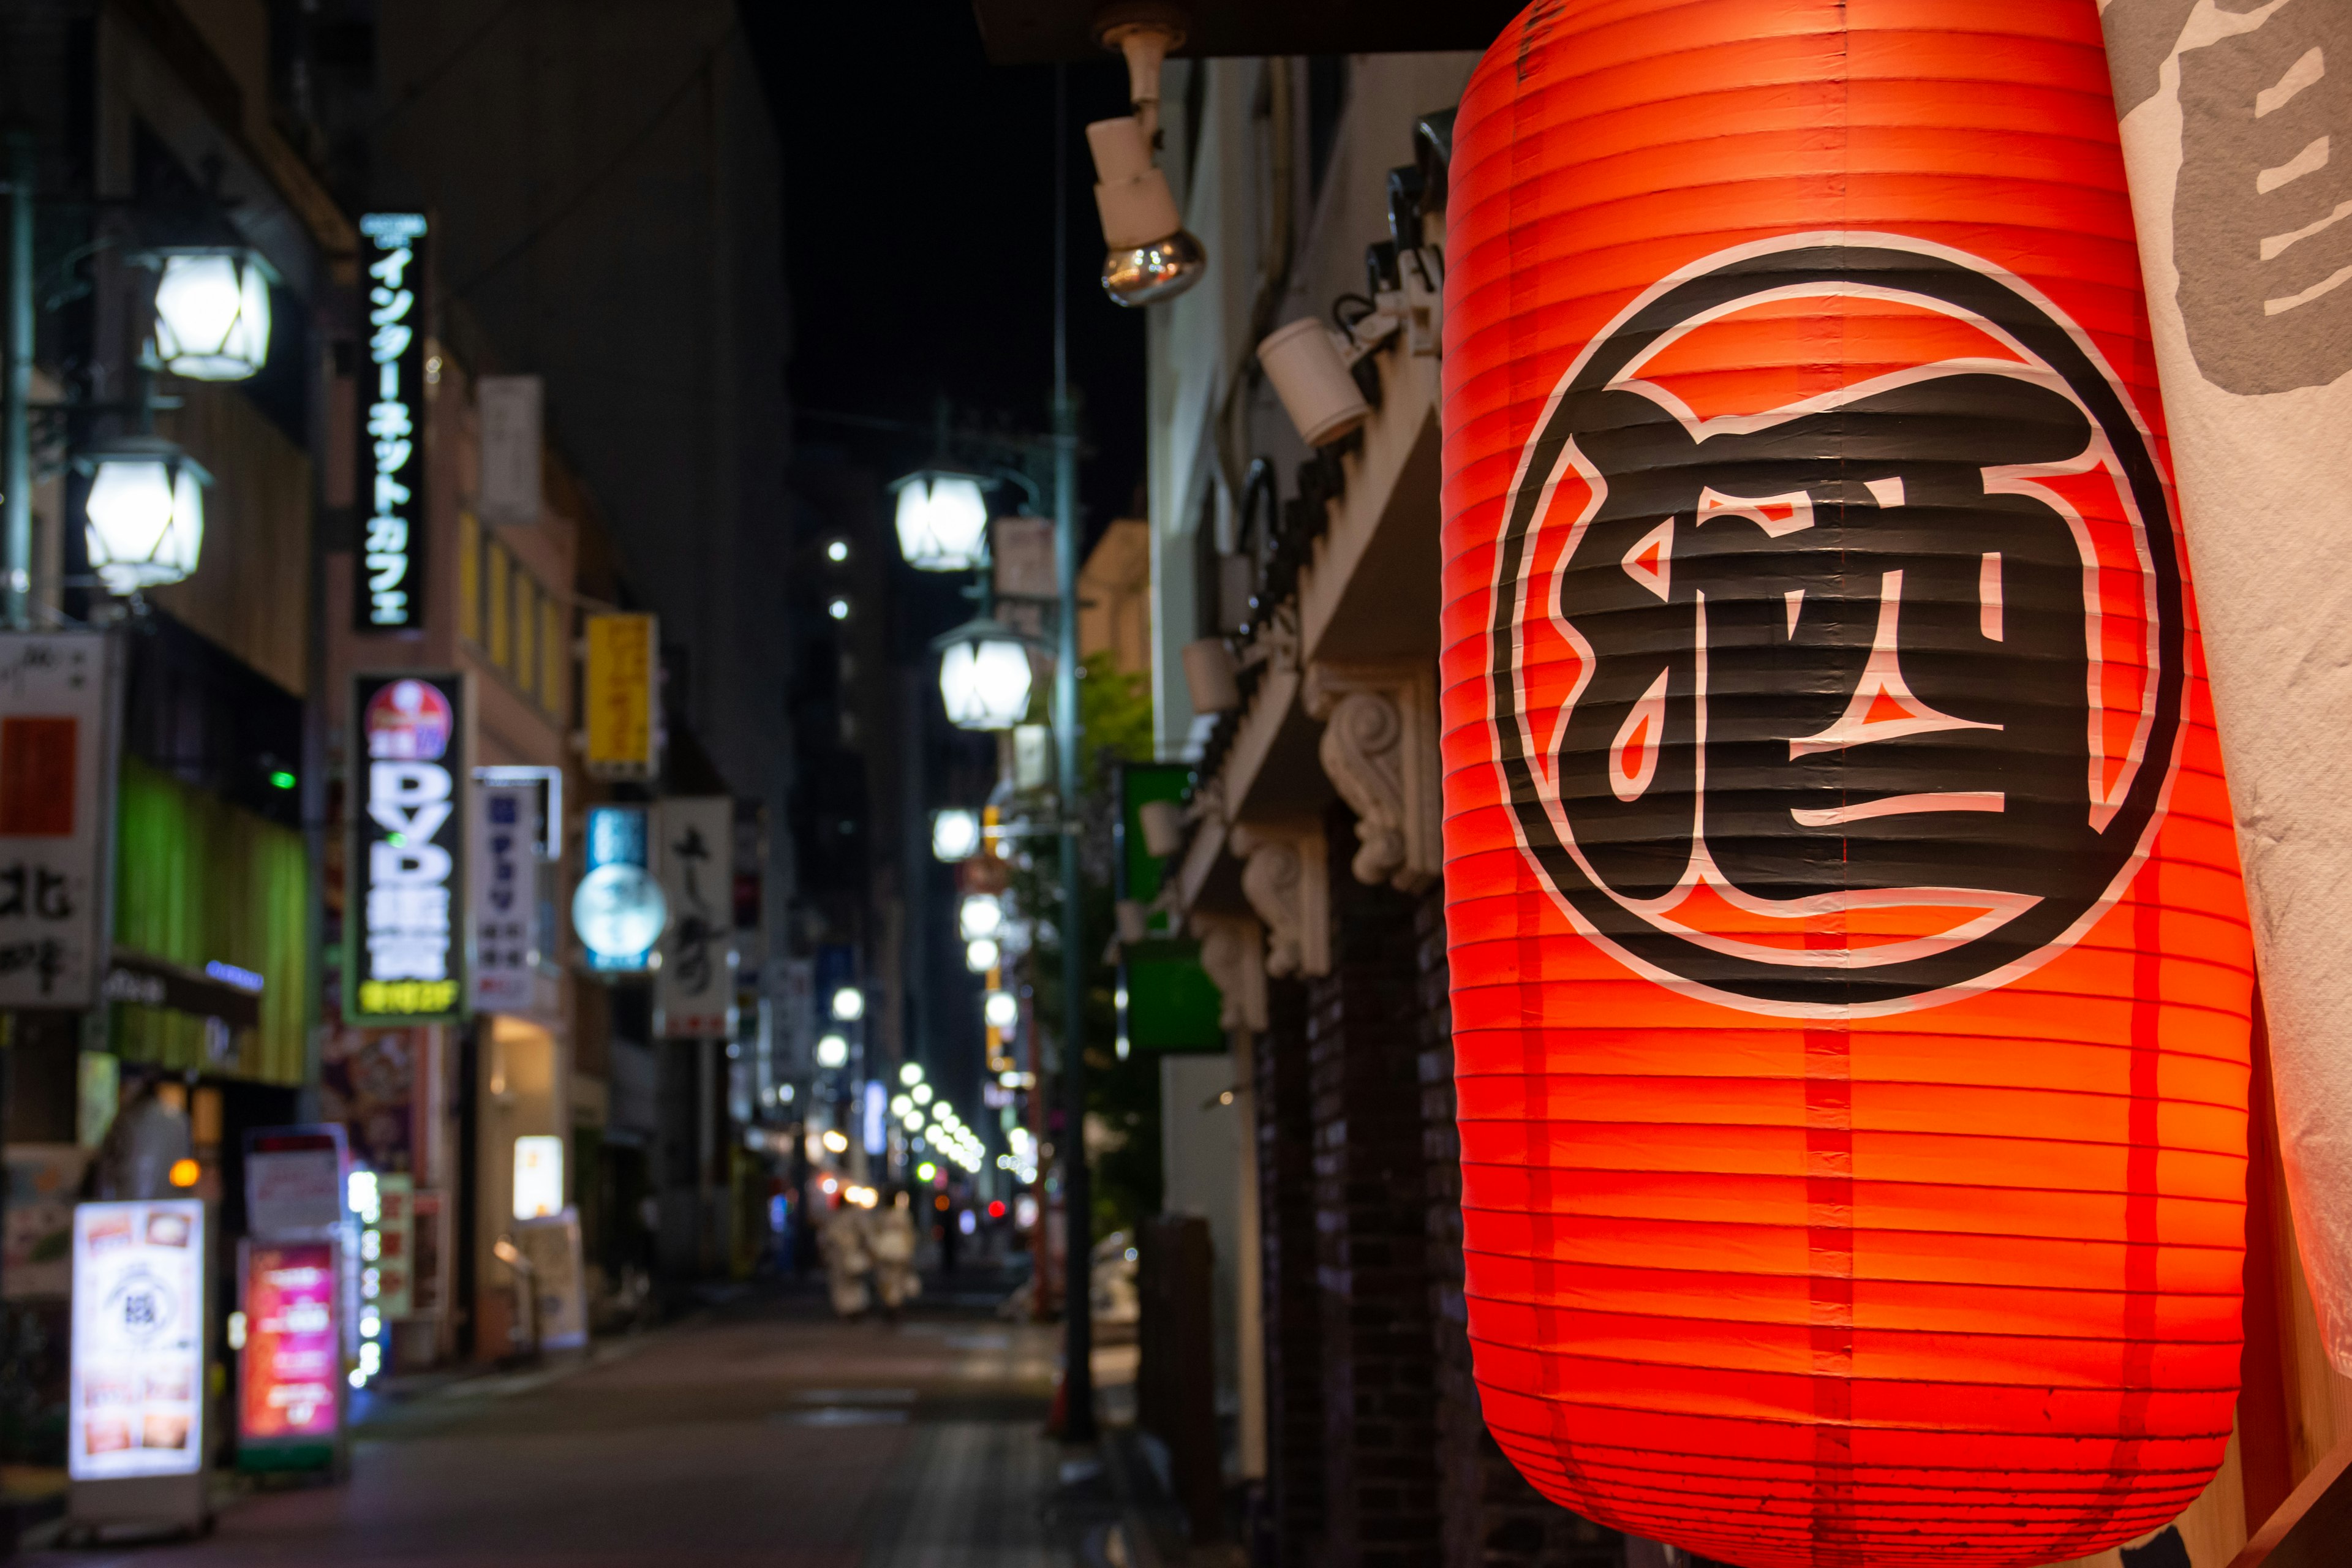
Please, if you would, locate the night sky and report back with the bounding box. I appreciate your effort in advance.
[743,1,1148,538]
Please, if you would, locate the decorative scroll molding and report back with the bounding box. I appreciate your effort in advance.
[1304,661,1442,892]
[1229,818,1330,979]
[1192,913,1268,1032]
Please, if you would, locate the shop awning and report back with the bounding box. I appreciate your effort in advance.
[970,0,1522,64]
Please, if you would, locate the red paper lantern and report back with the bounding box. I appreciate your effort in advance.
[1438,4,2255,1564]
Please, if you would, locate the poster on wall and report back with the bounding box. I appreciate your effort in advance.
[354,212,430,634]
[68,1200,206,1482]
[6,1145,91,1299]
[655,797,735,1038]
[317,1030,413,1177]
[469,779,540,1014]
[346,673,467,1023]
[236,1238,339,1469]
[0,632,119,1009]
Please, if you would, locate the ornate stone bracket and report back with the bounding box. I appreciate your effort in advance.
[1191,912,1268,1032]
[1303,661,1442,892]
[1229,818,1330,979]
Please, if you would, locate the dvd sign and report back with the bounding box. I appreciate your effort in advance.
[347,674,467,1022]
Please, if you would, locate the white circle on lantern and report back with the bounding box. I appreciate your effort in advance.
[571,864,666,961]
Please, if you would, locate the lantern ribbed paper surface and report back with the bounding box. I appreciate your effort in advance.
[1438,4,2254,1564]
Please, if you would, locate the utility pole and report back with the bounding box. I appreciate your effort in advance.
[4,128,34,630]
[1051,63,1095,1445]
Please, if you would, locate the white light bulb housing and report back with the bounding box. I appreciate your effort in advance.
[891,470,991,571]
[78,437,210,594]
[1258,317,1372,447]
[1087,116,1207,308]
[151,250,274,381]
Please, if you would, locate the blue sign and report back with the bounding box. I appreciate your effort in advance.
[573,806,666,971]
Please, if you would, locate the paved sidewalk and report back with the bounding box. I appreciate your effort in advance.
[24,1288,1084,1567]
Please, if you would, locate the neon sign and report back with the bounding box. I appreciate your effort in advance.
[356,213,428,633]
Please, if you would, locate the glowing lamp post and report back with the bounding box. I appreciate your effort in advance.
[937,620,1034,732]
[891,469,991,572]
[78,437,209,594]
[149,251,274,381]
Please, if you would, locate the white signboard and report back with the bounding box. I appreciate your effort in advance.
[470,780,539,1013]
[655,797,735,1038]
[245,1128,347,1237]
[69,1201,206,1480]
[477,374,544,527]
[511,1135,562,1221]
[0,633,116,1009]
[514,1209,587,1352]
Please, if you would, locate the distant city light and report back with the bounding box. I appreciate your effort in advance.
[965,937,999,973]
[959,894,1003,941]
[270,769,297,790]
[984,989,1019,1030]
[815,1033,850,1069]
[911,1084,933,1107]
[826,538,849,562]
[821,1129,850,1155]
[827,597,851,621]
[831,986,865,1022]
[899,1061,925,1087]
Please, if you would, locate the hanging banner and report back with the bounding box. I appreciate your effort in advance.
[655,797,735,1038]
[476,374,543,528]
[68,1201,206,1482]
[0,632,118,1009]
[2099,0,2352,1374]
[470,778,540,1013]
[236,1237,340,1470]
[582,613,658,779]
[355,213,430,634]
[346,674,467,1023]
[574,805,663,972]
[1440,4,2252,1564]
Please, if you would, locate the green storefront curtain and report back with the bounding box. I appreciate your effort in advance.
[111,756,311,1084]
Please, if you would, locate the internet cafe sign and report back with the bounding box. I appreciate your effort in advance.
[347,674,467,1023]
[0,633,118,1009]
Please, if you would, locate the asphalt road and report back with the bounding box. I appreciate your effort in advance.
[29,1284,1087,1568]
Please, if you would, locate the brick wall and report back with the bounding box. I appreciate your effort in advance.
[1303,801,1447,1568]
[1257,972,1327,1566]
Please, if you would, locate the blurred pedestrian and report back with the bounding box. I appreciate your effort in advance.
[818,1198,872,1319]
[870,1190,921,1324]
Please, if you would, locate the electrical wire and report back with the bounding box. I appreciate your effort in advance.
[453,19,739,303]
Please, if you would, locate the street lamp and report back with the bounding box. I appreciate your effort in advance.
[891,468,990,571]
[958,893,1003,942]
[77,437,209,594]
[148,249,274,382]
[937,620,1033,731]
[931,808,982,862]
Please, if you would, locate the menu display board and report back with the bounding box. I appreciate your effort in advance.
[239,1239,339,1456]
[69,1201,206,1481]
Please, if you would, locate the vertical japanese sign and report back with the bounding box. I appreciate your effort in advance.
[655,797,734,1038]
[238,1238,339,1459]
[69,1201,206,1480]
[356,212,429,633]
[575,805,663,972]
[469,778,539,1012]
[374,1172,415,1318]
[0,632,115,1008]
[582,613,657,778]
[475,374,543,528]
[347,674,467,1023]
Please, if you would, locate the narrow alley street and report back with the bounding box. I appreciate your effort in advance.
[23,1280,1102,1568]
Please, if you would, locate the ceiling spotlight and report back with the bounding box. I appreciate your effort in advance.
[1087,115,1205,307]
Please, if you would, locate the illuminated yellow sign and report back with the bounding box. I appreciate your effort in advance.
[582,614,657,778]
